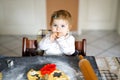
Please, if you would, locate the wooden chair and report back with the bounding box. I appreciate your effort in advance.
[22,37,86,56]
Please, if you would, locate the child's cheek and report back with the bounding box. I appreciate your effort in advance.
[62,31,68,36]
[63,28,69,34]
[52,28,57,32]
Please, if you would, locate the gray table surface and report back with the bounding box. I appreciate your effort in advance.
[0,56,102,80]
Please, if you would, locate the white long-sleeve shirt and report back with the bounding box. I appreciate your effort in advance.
[38,34,75,55]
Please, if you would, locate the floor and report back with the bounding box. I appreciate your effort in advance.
[75,30,120,57]
[0,30,120,57]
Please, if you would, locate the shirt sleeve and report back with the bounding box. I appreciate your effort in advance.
[38,35,53,50]
[56,35,75,55]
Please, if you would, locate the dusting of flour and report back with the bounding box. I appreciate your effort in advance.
[2,57,81,80]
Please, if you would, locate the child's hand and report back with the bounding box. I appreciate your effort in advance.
[50,32,66,41]
[50,32,57,41]
[56,32,65,38]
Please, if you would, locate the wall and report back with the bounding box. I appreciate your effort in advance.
[0,0,46,35]
[0,0,119,35]
[118,0,120,34]
[79,0,118,30]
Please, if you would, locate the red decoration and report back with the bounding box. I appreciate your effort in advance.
[40,64,56,75]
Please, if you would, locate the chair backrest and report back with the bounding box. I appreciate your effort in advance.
[22,37,86,56]
[22,37,38,56]
[75,39,86,56]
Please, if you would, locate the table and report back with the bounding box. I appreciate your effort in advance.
[0,56,101,80]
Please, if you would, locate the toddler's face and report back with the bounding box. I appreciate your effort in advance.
[51,19,70,37]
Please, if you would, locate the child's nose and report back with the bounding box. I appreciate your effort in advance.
[56,27,60,31]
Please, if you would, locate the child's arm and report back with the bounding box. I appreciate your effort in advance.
[56,35,75,55]
[38,33,58,50]
[38,35,52,50]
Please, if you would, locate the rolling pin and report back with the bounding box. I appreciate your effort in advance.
[79,55,98,80]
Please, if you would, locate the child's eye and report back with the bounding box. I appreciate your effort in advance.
[53,24,57,27]
[61,25,65,28]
